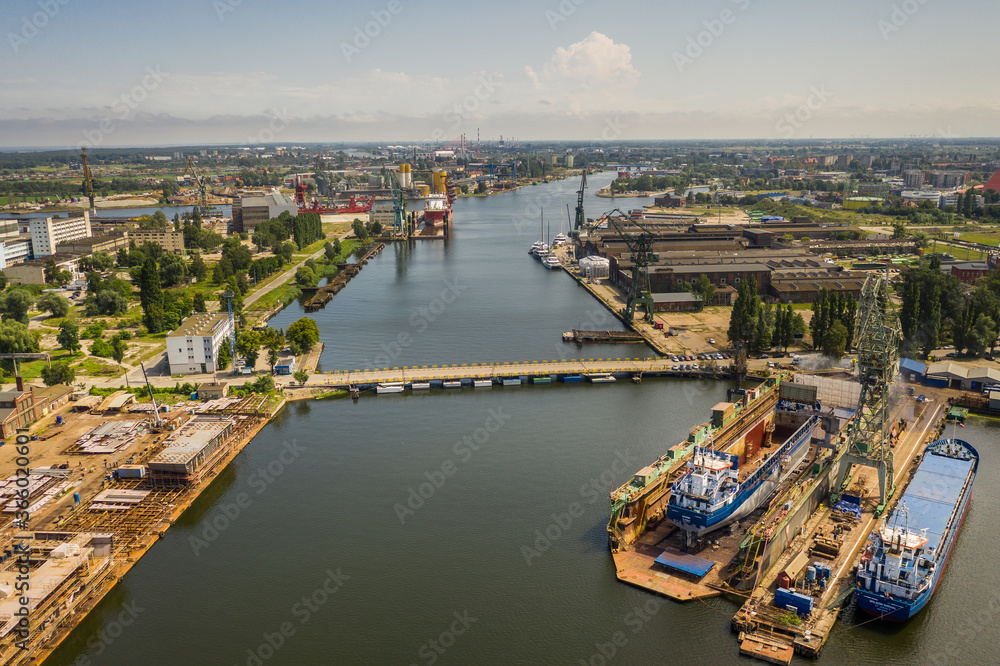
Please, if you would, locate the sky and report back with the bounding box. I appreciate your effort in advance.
[1,0,999,148]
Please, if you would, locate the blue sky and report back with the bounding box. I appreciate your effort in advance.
[1,0,998,147]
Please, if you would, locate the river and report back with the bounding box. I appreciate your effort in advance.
[48,174,1000,665]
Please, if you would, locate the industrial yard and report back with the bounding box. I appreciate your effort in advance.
[0,393,280,663]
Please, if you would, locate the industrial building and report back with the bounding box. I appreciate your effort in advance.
[949,261,991,285]
[232,191,297,233]
[578,255,610,279]
[166,313,235,375]
[1,253,82,285]
[127,229,185,253]
[147,416,235,481]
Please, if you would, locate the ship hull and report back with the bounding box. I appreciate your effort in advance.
[667,416,814,539]
[856,438,977,621]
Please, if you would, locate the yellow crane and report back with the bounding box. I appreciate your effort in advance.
[80,147,96,212]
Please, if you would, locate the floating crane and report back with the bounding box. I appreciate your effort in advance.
[80,147,96,213]
[602,208,657,324]
[835,272,901,513]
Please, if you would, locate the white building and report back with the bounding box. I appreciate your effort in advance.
[28,211,92,257]
[167,313,234,375]
[578,255,610,279]
[0,218,31,270]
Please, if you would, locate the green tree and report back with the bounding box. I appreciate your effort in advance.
[293,370,309,386]
[892,221,907,239]
[0,288,34,324]
[755,302,775,352]
[139,255,165,333]
[922,286,941,358]
[0,320,39,356]
[822,320,848,359]
[90,251,114,270]
[277,241,297,263]
[324,242,337,261]
[251,373,276,394]
[159,253,188,287]
[111,336,128,371]
[237,330,261,369]
[0,270,7,290]
[84,290,129,317]
[36,292,71,318]
[40,361,75,387]
[286,317,320,352]
[295,266,315,286]
[190,253,208,282]
[352,219,368,240]
[217,340,232,371]
[57,321,81,353]
[728,276,762,360]
[193,291,208,313]
[44,257,59,284]
[966,313,997,356]
[693,274,715,308]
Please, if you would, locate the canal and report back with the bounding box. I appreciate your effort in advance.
[49,174,1000,665]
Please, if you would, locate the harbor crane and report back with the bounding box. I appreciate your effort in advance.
[80,148,96,213]
[602,208,657,324]
[383,168,408,238]
[182,158,209,207]
[223,291,239,374]
[573,171,587,232]
[835,273,901,513]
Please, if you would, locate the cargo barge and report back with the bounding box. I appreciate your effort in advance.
[855,437,978,621]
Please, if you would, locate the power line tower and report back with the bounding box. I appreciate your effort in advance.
[604,209,657,324]
[224,291,238,374]
[835,273,901,513]
[573,171,587,231]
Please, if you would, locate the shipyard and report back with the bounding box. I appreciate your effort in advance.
[4,3,1000,660]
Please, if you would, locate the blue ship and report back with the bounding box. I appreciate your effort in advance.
[855,438,978,621]
[667,416,818,541]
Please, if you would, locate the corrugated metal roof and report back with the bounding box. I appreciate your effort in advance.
[654,548,714,578]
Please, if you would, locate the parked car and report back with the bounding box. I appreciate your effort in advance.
[708,338,716,345]
[756,354,769,359]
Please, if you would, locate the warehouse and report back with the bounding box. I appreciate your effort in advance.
[147,416,234,481]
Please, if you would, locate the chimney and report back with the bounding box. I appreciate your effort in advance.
[16,376,24,392]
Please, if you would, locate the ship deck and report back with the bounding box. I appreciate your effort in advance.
[735,423,800,483]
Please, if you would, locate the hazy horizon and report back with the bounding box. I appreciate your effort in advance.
[3,0,998,149]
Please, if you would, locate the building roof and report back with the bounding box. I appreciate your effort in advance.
[170,313,230,337]
[38,384,73,401]
[0,390,28,402]
[56,235,121,248]
[899,358,927,375]
[950,262,989,271]
[983,167,1000,194]
[966,367,1000,382]
[651,292,702,302]
[925,362,968,379]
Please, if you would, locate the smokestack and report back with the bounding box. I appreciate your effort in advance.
[16,376,24,392]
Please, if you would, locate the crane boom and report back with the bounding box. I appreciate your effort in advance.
[602,208,658,323]
[80,148,96,212]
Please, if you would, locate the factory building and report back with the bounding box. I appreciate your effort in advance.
[166,313,234,375]
[232,191,297,233]
[1,253,82,285]
[147,416,235,481]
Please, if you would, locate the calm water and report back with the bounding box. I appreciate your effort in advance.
[49,175,1000,665]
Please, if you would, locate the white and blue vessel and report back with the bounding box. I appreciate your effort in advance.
[667,415,818,541]
[855,438,978,621]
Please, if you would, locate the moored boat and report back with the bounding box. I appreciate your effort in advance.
[855,438,979,621]
[443,380,462,389]
[543,255,561,270]
[585,373,616,383]
[376,382,405,394]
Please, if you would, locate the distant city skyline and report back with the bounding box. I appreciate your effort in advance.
[2,0,998,148]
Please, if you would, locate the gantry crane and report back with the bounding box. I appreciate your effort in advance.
[835,273,901,513]
[383,168,408,238]
[603,208,657,324]
[80,147,96,212]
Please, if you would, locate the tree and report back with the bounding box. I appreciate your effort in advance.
[728,276,762,359]
[822,320,848,359]
[324,242,337,261]
[261,328,286,373]
[40,361,75,387]
[0,320,39,356]
[250,373,275,394]
[44,258,59,284]
[296,266,315,286]
[159,253,188,287]
[755,302,775,352]
[352,219,368,241]
[693,274,715,308]
[139,255,165,333]
[293,370,309,386]
[90,251,114,270]
[237,330,261,369]
[36,292,71,318]
[57,321,81,353]
[286,317,320,352]
[0,288,34,324]
[84,290,129,316]
[193,291,208,313]
[277,241,297,263]
[190,253,208,282]
[217,340,232,371]
[892,221,907,239]
[0,270,7,290]
[111,336,128,370]
[810,289,827,349]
